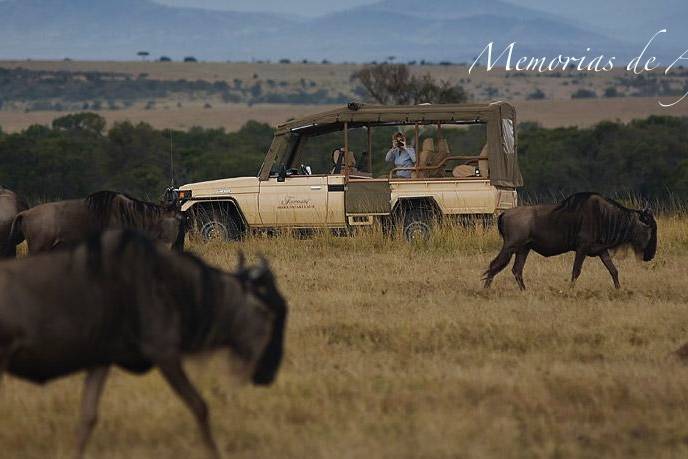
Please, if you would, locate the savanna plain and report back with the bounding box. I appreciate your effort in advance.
[1,216,688,458]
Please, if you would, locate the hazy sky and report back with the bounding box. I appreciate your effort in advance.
[154,0,378,17]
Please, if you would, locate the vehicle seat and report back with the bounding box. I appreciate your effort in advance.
[332,149,357,174]
[413,138,435,178]
[478,144,489,178]
[430,138,450,177]
[452,164,475,178]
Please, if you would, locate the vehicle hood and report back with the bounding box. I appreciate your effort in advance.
[180,176,259,197]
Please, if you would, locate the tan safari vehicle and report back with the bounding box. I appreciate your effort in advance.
[176,102,523,240]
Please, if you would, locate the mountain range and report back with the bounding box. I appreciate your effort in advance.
[0,0,682,62]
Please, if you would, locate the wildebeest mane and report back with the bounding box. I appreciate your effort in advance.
[81,229,217,351]
[554,192,628,212]
[555,192,640,250]
[87,190,165,230]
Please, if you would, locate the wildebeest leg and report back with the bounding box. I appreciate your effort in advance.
[599,250,620,289]
[570,250,587,287]
[483,247,515,288]
[157,358,219,458]
[76,366,110,458]
[512,247,530,291]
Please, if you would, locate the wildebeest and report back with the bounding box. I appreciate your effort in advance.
[0,230,287,457]
[4,190,185,255]
[0,185,28,258]
[483,192,657,290]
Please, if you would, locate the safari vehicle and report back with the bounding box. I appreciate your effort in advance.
[177,102,523,240]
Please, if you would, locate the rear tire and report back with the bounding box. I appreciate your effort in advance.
[402,208,433,242]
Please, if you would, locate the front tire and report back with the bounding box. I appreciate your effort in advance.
[197,208,242,242]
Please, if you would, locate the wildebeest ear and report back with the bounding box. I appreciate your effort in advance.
[249,255,272,282]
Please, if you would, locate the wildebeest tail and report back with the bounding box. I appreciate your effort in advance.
[2,213,25,257]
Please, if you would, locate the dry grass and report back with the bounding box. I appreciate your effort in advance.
[2,97,687,134]
[2,216,688,458]
[2,60,688,133]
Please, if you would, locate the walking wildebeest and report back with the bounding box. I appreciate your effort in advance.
[0,230,287,457]
[483,192,657,290]
[0,186,28,258]
[5,190,185,255]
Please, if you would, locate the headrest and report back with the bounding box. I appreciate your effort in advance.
[421,138,434,153]
[452,165,475,178]
[479,144,488,158]
[436,138,451,155]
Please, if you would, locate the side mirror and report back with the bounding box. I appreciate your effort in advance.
[277,165,287,183]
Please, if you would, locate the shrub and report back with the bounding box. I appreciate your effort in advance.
[571,88,598,99]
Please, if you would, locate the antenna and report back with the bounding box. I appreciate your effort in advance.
[169,129,175,188]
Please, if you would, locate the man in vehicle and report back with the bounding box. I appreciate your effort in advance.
[385,132,416,178]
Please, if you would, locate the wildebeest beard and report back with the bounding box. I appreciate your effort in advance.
[640,214,658,261]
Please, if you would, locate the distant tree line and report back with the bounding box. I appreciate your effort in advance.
[1,113,687,206]
[518,116,688,202]
[0,113,273,202]
[0,68,348,108]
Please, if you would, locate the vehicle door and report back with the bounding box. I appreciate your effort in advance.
[258,174,329,226]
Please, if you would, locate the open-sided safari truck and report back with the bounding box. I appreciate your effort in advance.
[177,102,523,240]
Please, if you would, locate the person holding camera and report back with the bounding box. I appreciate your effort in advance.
[385,132,416,178]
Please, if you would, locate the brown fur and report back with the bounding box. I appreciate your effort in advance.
[0,230,287,457]
[483,192,657,290]
[6,190,185,255]
[0,186,29,258]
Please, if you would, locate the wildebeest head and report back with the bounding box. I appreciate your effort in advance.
[159,206,186,252]
[633,207,657,261]
[232,253,287,386]
[87,191,186,252]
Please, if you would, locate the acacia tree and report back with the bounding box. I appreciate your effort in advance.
[351,63,467,105]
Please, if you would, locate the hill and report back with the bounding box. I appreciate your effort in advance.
[0,0,646,62]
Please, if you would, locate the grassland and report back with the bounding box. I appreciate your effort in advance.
[1,216,688,458]
[1,60,687,132]
[2,97,688,133]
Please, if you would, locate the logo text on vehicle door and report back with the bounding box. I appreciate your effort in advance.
[278,196,315,209]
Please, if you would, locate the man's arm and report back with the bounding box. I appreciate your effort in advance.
[407,147,417,163]
[385,148,396,162]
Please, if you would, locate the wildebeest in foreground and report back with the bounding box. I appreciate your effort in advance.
[4,190,185,256]
[0,230,287,457]
[0,185,28,258]
[483,192,657,290]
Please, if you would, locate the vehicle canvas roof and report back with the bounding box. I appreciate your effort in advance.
[275,101,516,134]
[263,101,523,188]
